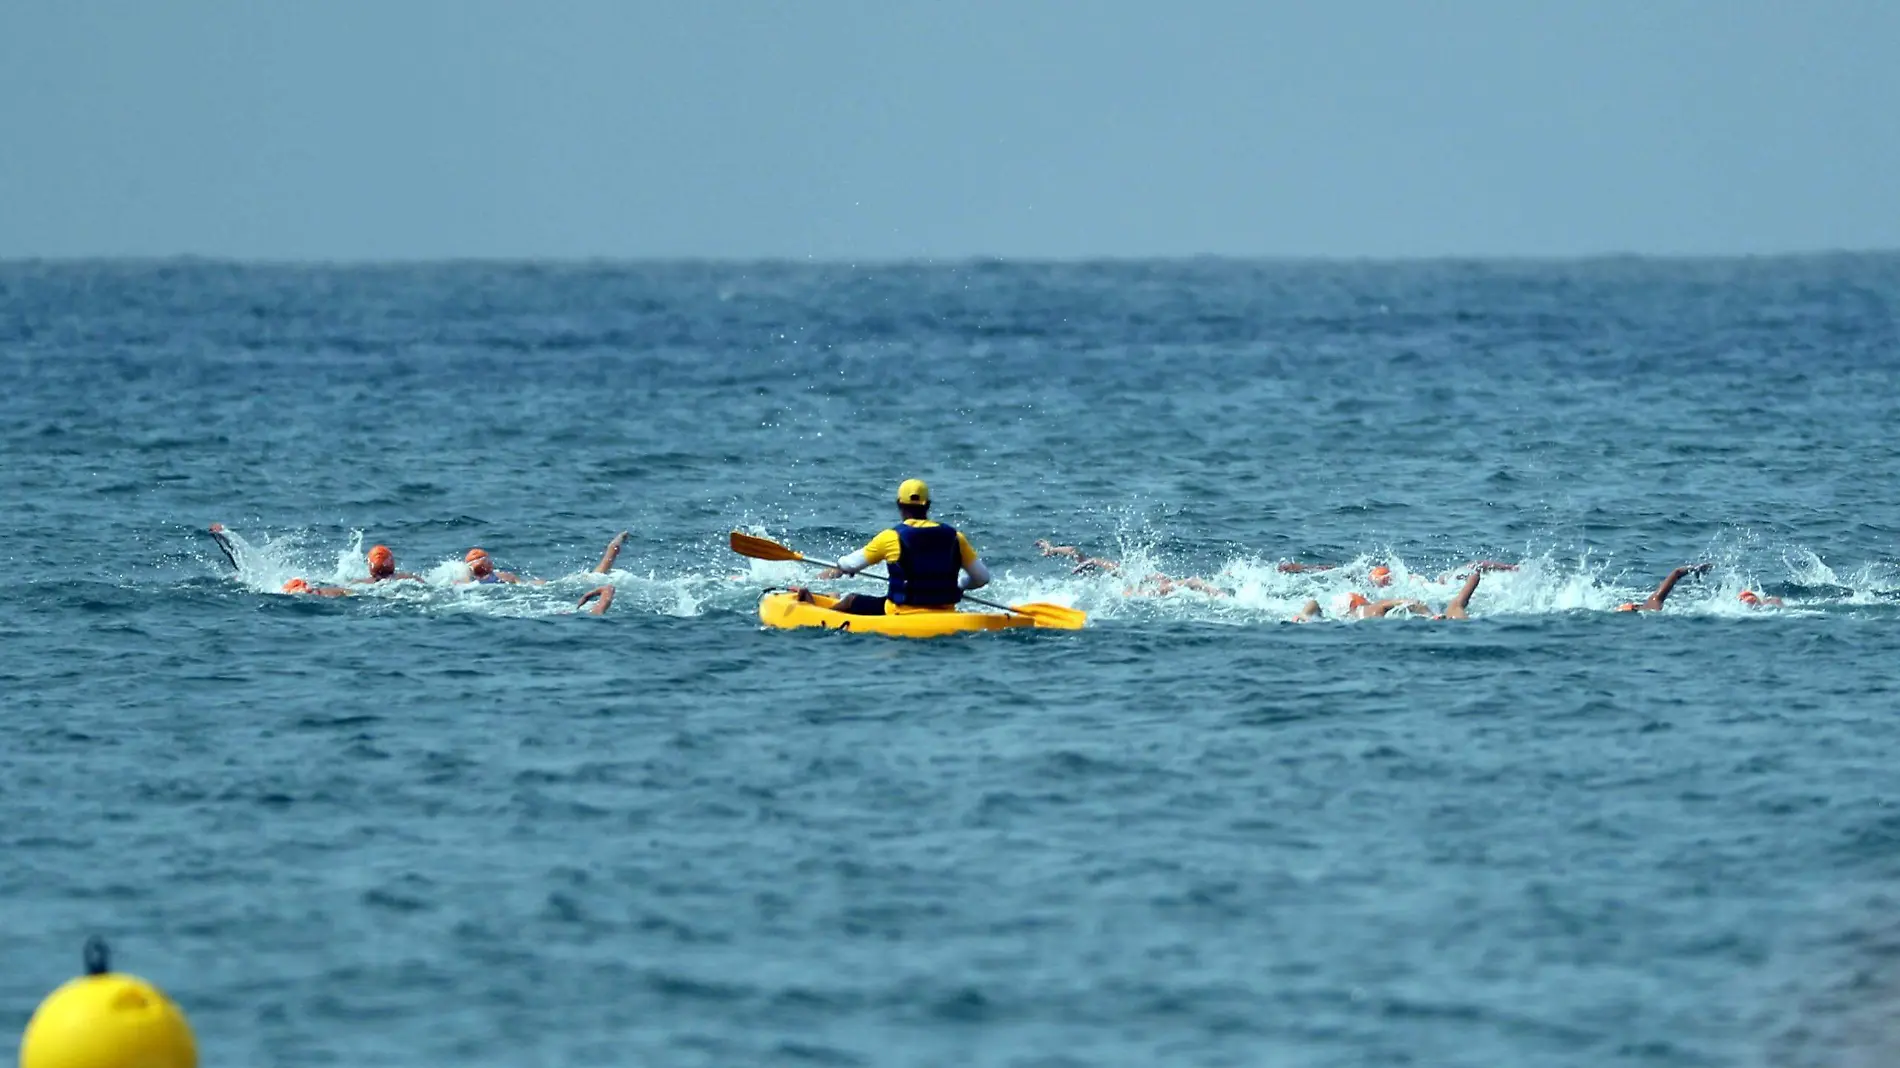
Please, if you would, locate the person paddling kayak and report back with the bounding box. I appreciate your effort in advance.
[799,479,993,616]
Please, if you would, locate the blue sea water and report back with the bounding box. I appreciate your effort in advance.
[3,256,1900,1066]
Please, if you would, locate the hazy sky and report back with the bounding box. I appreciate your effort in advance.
[2,2,1896,260]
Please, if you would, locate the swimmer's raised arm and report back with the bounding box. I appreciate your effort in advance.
[207,523,240,571]
[1440,569,1485,620]
[1644,563,1711,611]
[577,585,615,615]
[592,532,629,574]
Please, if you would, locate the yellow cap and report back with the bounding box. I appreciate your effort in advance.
[896,479,930,506]
[21,941,197,1068]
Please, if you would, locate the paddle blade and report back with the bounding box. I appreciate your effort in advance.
[729,531,805,562]
[1013,602,1088,630]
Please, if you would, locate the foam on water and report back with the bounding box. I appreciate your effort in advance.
[198,520,1899,627]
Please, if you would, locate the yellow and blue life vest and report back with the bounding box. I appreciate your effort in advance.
[890,523,962,607]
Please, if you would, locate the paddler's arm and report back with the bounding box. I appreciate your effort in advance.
[956,533,990,591]
[818,530,896,580]
[817,549,871,581]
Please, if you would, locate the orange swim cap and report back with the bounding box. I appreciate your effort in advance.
[1369,566,1391,586]
[1347,592,1370,609]
[1739,590,1760,605]
[1616,602,1639,612]
[368,545,394,568]
[282,578,311,593]
[465,548,490,563]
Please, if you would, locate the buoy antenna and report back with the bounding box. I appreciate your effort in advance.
[83,936,110,975]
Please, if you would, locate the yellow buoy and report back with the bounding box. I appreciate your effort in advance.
[19,938,196,1068]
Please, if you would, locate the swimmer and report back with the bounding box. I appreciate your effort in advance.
[211,524,422,588]
[1282,560,1516,586]
[1291,591,1423,621]
[458,547,537,585]
[1125,573,1230,598]
[460,548,519,584]
[210,525,352,597]
[1614,563,1712,613]
[1292,567,1487,622]
[279,578,351,598]
[207,523,240,570]
[353,544,423,584]
[1738,589,1785,608]
[1277,561,1390,585]
[567,533,629,615]
[1035,539,1121,575]
[461,531,628,586]
[1037,539,1228,594]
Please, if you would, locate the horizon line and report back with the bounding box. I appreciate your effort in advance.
[2,247,1898,269]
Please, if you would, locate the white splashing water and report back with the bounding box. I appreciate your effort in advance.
[204,523,1890,624]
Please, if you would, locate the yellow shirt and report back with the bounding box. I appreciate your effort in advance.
[859,519,979,614]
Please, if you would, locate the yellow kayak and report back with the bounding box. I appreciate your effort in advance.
[757,591,1035,638]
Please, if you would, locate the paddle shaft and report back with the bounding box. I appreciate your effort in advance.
[788,553,1030,620]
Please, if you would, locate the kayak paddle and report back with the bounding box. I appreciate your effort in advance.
[728,531,1086,630]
